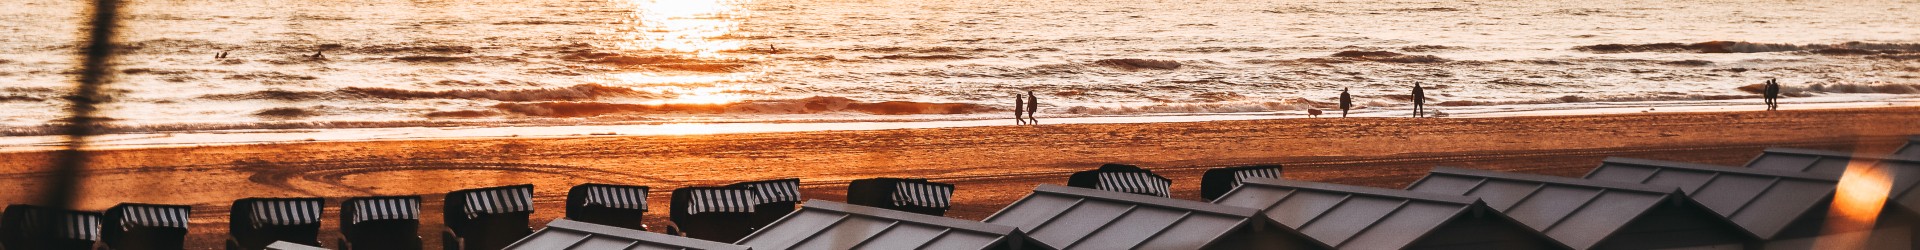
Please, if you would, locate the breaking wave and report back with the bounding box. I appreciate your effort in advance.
[492,97,998,117]
[1575,41,1920,54]
[1093,59,1182,70]
[1737,82,1920,96]
[201,84,662,102]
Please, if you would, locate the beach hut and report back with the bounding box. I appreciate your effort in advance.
[103,203,191,250]
[1406,167,1759,249]
[565,183,651,230]
[1199,165,1283,201]
[441,184,536,250]
[737,200,1048,250]
[337,195,422,250]
[668,186,762,242]
[983,184,1273,249]
[1587,157,1914,248]
[727,178,804,229]
[266,241,330,250]
[227,197,325,250]
[0,204,101,250]
[1900,136,1920,158]
[846,177,956,216]
[1213,178,1566,249]
[504,219,747,250]
[1065,164,1172,197]
[1744,147,1894,175]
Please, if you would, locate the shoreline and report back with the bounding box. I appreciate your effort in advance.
[4,95,1917,152]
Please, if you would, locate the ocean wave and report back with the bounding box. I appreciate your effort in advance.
[201,84,660,102]
[254,107,326,119]
[1575,41,1920,54]
[492,97,998,117]
[1064,98,1332,115]
[1094,59,1182,70]
[1737,82,1920,96]
[863,54,974,60]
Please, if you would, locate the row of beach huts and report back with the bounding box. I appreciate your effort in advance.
[3,136,1918,250]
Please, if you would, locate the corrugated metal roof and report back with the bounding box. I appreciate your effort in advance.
[1743,148,1920,216]
[984,184,1260,250]
[736,200,1038,250]
[506,219,749,250]
[1588,157,1838,239]
[1899,136,1920,159]
[1215,178,1566,249]
[1406,167,1751,249]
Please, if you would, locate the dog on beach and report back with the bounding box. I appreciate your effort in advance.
[1307,109,1323,118]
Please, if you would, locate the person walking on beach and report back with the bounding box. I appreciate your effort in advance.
[1014,93,1026,125]
[1412,83,1426,117]
[1339,87,1352,118]
[1026,91,1040,124]
[1764,78,1780,111]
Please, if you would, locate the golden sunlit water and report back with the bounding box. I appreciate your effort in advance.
[610,0,760,105]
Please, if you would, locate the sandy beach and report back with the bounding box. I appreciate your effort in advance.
[2,107,1917,248]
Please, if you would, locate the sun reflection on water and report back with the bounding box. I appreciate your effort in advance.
[614,0,751,57]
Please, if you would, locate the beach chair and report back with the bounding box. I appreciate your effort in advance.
[337,196,421,250]
[0,204,101,250]
[227,198,324,250]
[666,187,760,242]
[845,178,956,216]
[228,197,326,250]
[565,183,650,231]
[441,184,535,250]
[725,178,802,229]
[103,203,191,250]
[1065,163,1173,197]
[1199,164,1283,201]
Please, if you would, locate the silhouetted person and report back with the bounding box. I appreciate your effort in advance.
[1014,93,1026,125]
[1026,91,1039,124]
[1412,83,1426,117]
[1765,78,1781,111]
[1339,87,1352,117]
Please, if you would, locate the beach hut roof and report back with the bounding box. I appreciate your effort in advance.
[737,200,1043,250]
[1898,136,1920,159]
[1588,157,1838,239]
[505,219,748,250]
[984,184,1260,249]
[1745,148,1920,216]
[1408,167,1758,249]
[1214,178,1565,249]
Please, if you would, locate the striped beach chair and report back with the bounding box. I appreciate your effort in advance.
[441,184,535,250]
[846,178,957,216]
[0,204,101,250]
[1066,163,1174,197]
[726,178,802,229]
[667,187,760,242]
[566,183,651,231]
[337,196,422,250]
[104,203,191,250]
[1199,164,1283,201]
[227,198,324,250]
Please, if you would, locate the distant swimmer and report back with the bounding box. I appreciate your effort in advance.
[1026,91,1039,124]
[215,51,228,59]
[1014,93,1026,125]
[1412,82,1426,118]
[1339,87,1352,118]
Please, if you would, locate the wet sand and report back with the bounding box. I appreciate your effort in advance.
[2,107,1918,248]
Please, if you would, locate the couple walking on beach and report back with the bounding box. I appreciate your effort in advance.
[1332,83,1427,118]
[1014,91,1039,125]
[1762,78,1783,111]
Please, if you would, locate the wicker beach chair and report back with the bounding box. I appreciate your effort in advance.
[666,187,760,242]
[725,178,802,229]
[337,196,422,250]
[565,183,651,231]
[103,203,191,250]
[441,184,535,250]
[846,178,956,216]
[0,204,101,250]
[1199,165,1283,201]
[226,198,324,250]
[1066,163,1173,197]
